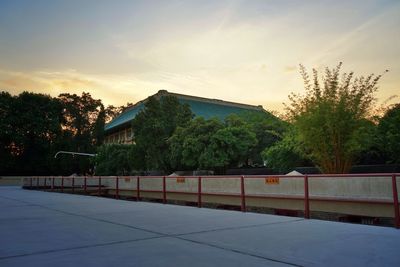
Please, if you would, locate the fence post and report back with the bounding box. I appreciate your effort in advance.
[163,176,167,204]
[240,176,246,212]
[304,175,310,219]
[116,176,119,199]
[98,176,102,196]
[72,176,75,193]
[198,176,202,208]
[36,176,39,188]
[136,176,140,200]
[51,176,54,191]
[391,174,400,229]
[61,176,64,192]
[30,177,33,188]
[44,177,47,189]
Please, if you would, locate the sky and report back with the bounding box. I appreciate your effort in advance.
[0,0,399,112]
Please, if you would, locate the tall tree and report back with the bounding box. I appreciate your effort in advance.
[58,92,104,146]
[169,116,258,173]
[200,123,257,171]
[235,112,288,165]
[169,117,224,170]
[94,144,136,175]
[132,96,193,172]
[0,92,63,175]
[285,63,386,173]
[105,102,134,123]
[0,92,17,173]
[262,127,311,173]
[377,103,400,163]
[57,92,105,174]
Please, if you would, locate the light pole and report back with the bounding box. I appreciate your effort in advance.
[54,151,97,158]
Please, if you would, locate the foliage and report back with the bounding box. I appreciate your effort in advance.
[0,92,63,175]
[201,123,257,171]
[236,112,288,165]
[94,144,136,175]
[58,92,104,146]
[377,103,400,163]
[284,63,385,173]
[261,127,310,173]
[0,92,15,172]
[56,92,105,174]
[105,102,134,123]
[0,91,106,175]
[169,117,224,170]
[169,116,258,173]
[132,95,193,172]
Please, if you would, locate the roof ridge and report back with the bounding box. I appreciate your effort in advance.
[157,90,264,111]
[105,89,267,131]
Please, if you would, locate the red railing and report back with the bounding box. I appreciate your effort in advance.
[24,173,400,228]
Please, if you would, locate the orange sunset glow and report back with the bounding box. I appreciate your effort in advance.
[1,0,399,111]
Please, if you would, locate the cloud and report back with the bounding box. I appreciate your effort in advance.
[1,1,399,112]
[283,66,297,73]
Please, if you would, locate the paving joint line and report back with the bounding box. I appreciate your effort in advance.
[0,193,305,238]
[0,204,38,208]
[176,236,304,267]
[176,218,304,237]
[0,235,166,261]
[1,190,305,265]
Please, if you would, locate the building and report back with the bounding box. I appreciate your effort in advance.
[104,90,267,144]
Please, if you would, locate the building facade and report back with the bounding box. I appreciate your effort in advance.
[104,90,267,144]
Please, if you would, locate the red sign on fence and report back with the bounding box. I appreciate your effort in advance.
[265,177,280,184]
[176,177,186,183]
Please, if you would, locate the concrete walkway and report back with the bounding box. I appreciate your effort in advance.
[1,186,399,267]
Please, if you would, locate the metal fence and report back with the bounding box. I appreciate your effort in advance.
[21,173,400,228]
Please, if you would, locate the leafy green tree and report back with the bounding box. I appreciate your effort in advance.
[377,103,400,163]
[0,92,63,175]
[57,92,104,174]
[58,92,104,146]
[105,102,134,123]
[169,116,258,173]
[262,127,310,173]
[0,92,17,173]
[201,124,257,171]
[236,112,288,165]
[285,63,386,173]
[94,144,136,175]
[132,96,193,172]
[169,117,224,170]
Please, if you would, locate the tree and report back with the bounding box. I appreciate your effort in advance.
[57,92,104,174]
[0,92,17,173]
[377,103,400,163]
[236,112,288,165]
[0,92,63,175]
[285,63,386,173]
[200,124,257,171]
[169,117,224,170]
[94,144,136,175]
[132,96,193,172]
[262,127,310,173]
[105,102,133,123]
[0,90,115,175]
[169,116,258,173]
[58,92,104,146]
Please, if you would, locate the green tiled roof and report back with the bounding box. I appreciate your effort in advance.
[105,90,265,132]
[179,98,257,120]
[104,102,144,131]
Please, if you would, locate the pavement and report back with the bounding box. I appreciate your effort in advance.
[1,186,399,267]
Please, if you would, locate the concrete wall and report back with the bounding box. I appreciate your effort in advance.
[21,175,399,218]
[0,177,22,186]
